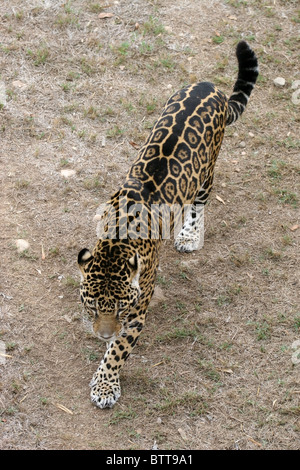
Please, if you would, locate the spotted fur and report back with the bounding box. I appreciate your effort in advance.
[78,41,258,408]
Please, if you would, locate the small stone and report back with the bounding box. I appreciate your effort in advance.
[291,80,300,90]
[0,81,7,107]
[12,80,27,90]
[157,417,162,424]
[15,239,30,253]
[291,88,300,105]
[248,132,254,138]
[0,341,7,365]
[61,169,76,178]
[63,315,73,323]
[239,141,246,148]
[273,77,285,87]
[149,286,166,307]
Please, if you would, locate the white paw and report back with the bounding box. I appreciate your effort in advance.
[90,373,121,409]
[174,236,203,252]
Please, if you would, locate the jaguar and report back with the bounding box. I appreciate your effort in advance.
[78,40,258,408]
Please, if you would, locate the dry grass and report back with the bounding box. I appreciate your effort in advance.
[0,0,299,450]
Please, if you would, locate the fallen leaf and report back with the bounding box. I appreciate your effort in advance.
[54,403,74,415]
[129,141,140,150]
[222,368,233,374]
[290,224,299,232]
[0,352,12,358]
[247,436,262,447]
[178,428,188,441]
[41,243,46,260]
[216,195,225,204]
[98,12,114,19]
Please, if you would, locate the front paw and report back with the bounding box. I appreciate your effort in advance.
[174,236,202,252]
[90,372,121,409]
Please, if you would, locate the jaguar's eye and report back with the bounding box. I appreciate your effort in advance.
[86,303,97,317]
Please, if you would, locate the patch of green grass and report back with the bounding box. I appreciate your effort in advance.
[276,189,298,207]
[1,406,19,416]
[276,137,300,149]
[156,275,170,287]
[268,159,286,180]
[154,391,208,415]
[212,35,224,44]
[142,16,166,36]
[108,407,137,425]
[89,3,106,14]
[39,396,49,405]
[107,125,125,138]
[146,98,157,114]
[139,40,154,55]
[217,295,232,307]
[225,0,248,7]
[248,321,271,341]
[158,55,176,70]
[6,342,17,351]
[27,45,50,66]
[263,247,282,261]
[18,249,38,261]
[83,177,102,190]
[80,57,97,76]
[156,326,198,343]
[197,360,221,383]
[64,276,80,288]
[83,105,99,120]
[294,316,300,331]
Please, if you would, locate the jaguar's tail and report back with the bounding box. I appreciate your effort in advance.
[226,40,259,126]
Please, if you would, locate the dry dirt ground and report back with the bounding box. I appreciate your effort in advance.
[1,0,299,451]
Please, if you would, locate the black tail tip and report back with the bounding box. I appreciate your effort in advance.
[235,39,259,75]
[236,40,258,60]
[236,40,251,55]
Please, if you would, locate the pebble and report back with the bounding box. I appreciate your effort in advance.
[12,80,27,90]
[239,141,246,148]
[291,80,300,90]
[0,81,6,107]
[149,286,166,306]
[61,169,76,178]
[273,77,285,87]
[0,341,7,365]
[15,239,30,253]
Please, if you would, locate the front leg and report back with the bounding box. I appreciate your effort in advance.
[90,310,146,408]
[174,202,204,253]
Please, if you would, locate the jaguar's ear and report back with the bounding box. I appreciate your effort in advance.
[128,252,139,272]
[127,253,141,287]
[78,248,93,276]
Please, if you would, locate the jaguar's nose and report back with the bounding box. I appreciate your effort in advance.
[98,332,115,342]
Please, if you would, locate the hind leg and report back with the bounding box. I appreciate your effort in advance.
[174,192,205,253]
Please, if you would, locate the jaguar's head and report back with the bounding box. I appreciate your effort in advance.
[78,244,141,342]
